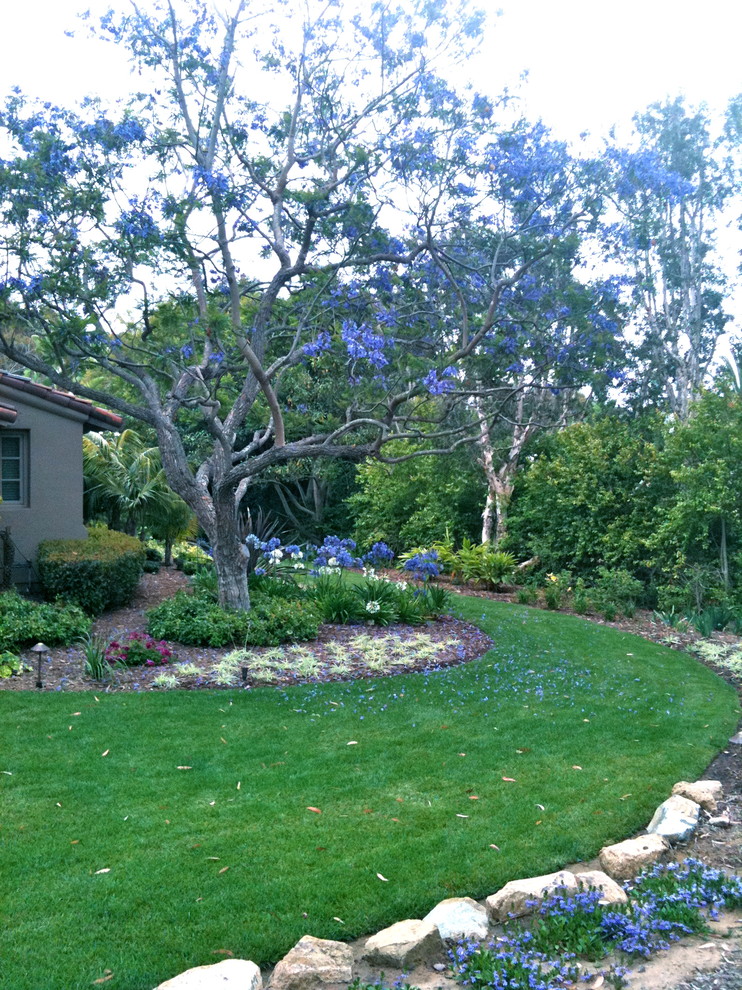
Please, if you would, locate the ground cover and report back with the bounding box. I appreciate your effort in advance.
[1,595,738,990]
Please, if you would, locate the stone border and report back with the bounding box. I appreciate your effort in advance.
[153,778,732,989]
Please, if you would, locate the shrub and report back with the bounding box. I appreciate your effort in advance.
[0,591,91,651]
[543,571,571,610]
[37,528,145,615]
[105,632,174,667]
[591,567,643,619]
[311,576,365,624]
[0,651,28,678]
[146,591,320,646]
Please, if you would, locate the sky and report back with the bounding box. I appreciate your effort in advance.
[2,0,740,144]
[1,0,740,339]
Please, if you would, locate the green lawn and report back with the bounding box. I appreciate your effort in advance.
[1,597,738,990]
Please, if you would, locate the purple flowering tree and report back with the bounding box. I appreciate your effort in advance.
[0,0,609,609]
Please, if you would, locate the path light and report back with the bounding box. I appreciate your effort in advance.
[31,642,49,690]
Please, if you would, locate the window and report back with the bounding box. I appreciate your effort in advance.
[0,432,27,504]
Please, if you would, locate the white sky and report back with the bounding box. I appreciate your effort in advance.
[1,0,740,143]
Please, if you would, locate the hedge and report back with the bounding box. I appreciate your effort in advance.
[37,528,145,615]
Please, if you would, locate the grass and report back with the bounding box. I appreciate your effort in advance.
[1,596,738,990]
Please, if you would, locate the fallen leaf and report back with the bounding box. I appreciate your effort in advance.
[101,750,109,758]
[71,712,81,717]
[94,868,110,875]
[619,793,632,801]
[572,765,583,770]
[56,802,62,807]
[177,766,192,770]
[489,843,500,850]
[306,806,322,814]
[395,797,404,803]
[585,976,604,990]
[94,696,100,702]
[209,801,216,806]
[535,803,545,810]
[347,741,358,746]
[535,820,542,825]
[502,777,516,782]
[583,718,590,722]
[92,971,114,984]
[376,873,389,881]
[218,866,229,874]
[211,949,233,956]
[333,917,345,924]
[71,840,79,845]
[458,752,466,756]
[236,782,241,790]
[363,808,374,814]
[456,814,469,818]
[220,737,227,744]
[391,817,400,822]
[207,857,220,861]
[1,771,12,775]
[469,795,479,800]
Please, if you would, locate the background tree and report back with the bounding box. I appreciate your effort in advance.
[83,429,194,546]
[606,98,735,420]
[0,0,609,609]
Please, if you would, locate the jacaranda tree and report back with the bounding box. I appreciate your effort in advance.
[0,0,615,609]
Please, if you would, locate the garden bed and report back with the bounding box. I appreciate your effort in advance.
[0,568,492,692]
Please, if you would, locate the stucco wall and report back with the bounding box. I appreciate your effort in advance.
[0,387,89,580]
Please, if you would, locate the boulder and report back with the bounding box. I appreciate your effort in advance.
[574,870,628,905]
[269,936,353,990]
[362,919,444,968]
[485,871,578,923]
[671,780,723,813]
[157,959,261,990]
[423,897,489,941]
[598,834,669,880]
[647,795,700,842]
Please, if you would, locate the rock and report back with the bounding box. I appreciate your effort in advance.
[574,870,628,905]
[647,794,700,842]
[423,897,489,941]
[729,732,742,745]
[157,959,261,990]
[432,964,447,973]
[708,815,732,828]
[485,870,578,923]
[598,834,669,881]
[269,936,353,990]
[362,919,444,969]
[671,780,723,813]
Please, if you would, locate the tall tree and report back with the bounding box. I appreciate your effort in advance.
[0,0,608,608]
[606,98,736,420]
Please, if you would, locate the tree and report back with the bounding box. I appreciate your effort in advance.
[606,98,736,420]
[83,429,194,545]
[0,0,608,609]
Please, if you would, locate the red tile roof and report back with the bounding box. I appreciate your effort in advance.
[0,373,123,431]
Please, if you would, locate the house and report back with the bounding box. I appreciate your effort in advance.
[0,372,123,584]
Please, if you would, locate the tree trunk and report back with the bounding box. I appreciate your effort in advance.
[492,473,513,545]
[481,490,496,545]
[211,500,251,610]
[720,516,729,590]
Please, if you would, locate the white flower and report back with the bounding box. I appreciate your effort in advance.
[366,601,381,614]
[293,561,306,570]
[363,566,377,578]
[395,581,408,590]
[328,556,338,567]
[269,549,284,561]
